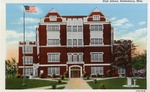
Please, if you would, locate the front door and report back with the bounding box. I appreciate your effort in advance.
[71,67,80,78]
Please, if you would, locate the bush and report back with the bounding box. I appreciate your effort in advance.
[40,73,44,78]
[96,73,100,77]
[16,73,21,78]
[52,73,56,78]
[52,84,56,89]
[94,79,97,84]
[58,79,62,84]
[99,83,106,89]
[86,76,89,80]
[61,75,65,80]
[63,71,69,78]
[83,72,87,78]
[107,69,113,77]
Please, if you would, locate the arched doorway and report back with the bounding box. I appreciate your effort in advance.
[69,65,82,78]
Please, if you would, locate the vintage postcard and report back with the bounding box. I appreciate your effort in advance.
[0,0,149,92]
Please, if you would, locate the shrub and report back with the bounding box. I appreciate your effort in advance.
[99,83,106,89]
[63,71,69,78]
[83,72,87,78]
[16,73,21,78]
[61,75,65,80]
[40,73,44,78]
[96,73,100,77]
[58,79,62,84]
[94,79,97,84]
[52,84,56,89]
[52,73,56,78]
[86,76,89,80]
[107,69,113,77]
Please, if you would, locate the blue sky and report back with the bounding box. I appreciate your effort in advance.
[6,4,147,60]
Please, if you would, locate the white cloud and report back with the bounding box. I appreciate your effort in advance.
[12,17,40,24]
[113,18,129,27]
[6,30,35,40]
[26,25,38,30]
[139,21,146,25]
[110,17,116,21]
[122,23,134,28]
[115,28,147,50]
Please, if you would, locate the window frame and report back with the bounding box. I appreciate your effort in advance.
[91,52,103,62]
[49,16,57,21]
[48,67,60,75]
[47,53,60,62]
[93,15,100,20]
[91,67,103,75]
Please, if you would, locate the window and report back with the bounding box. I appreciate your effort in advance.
[24,68,33,76]
[68,54,72,62]
[91,38,103,45]
[48,53,60,62]
[91,52,103,62]
[78,26,83,32]
[23,46,33,54]
[23,56,33,64]
[47,25,59,31]
[91,25,102,31]
[93,15,100,20]
[73,26,77,32]
[48,67,60,75]
[78,39,82,45]
[47,39,59,45]
[50,16,57,21]
[91,67,103,75]
[67,39,83,46]
[68,39,72,45]
[68,53,83,62]
[67,26,72,32]
[73,39,77,45]
[73,54,78,62]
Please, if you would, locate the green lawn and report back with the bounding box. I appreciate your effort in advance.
[87,78,146,89]
[6,78,67,89]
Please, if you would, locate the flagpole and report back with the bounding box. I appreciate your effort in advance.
[22,5,26,86]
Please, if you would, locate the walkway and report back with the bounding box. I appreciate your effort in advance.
[64,78,92,89]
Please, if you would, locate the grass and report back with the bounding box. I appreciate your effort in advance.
[87,78,146,89]
[6,78,67,89]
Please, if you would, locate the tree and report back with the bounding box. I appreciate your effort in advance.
[5,58,18,78]
[132,50,146,70]
[112,40,136,76]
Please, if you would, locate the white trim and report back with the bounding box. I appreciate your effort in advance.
[67,62,84,64]
[84,63,110,66]
[90,52,104,62]
[93,15,100,20]
[69,65,82,78]
[84,22,110,24]
[18,66,33,68]
[39,64,67,67]
[39,45,111,48]
[40,22,66,25]
[47,53,60,62]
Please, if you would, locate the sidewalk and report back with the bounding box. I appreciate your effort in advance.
[64,78,92,89]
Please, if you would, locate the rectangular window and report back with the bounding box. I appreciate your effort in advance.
[90,25,102,31]
[24,68,33,76]
[78,39,82,45]
[93,15,100,20]
[68,53,83,62]
[48,53,60,62]
[47,25,59,31]
[73,39,77,45]
[47,39,59,45]
[91,38,102,45]
[48,67,60,75]
[78,26,83,32]
[23,56,33,64]
[68,39,72,45]
[91,52,103,62]
[50,16,57,21]
[67,26,72,32]
[23,46,33,54]
[73,26,77,32]
[91,67,103,75]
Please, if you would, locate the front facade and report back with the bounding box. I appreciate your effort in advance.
[18,8,131,78]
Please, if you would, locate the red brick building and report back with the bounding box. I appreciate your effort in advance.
[18,8,131,78]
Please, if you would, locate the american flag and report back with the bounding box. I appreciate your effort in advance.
[24,6,36,13]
